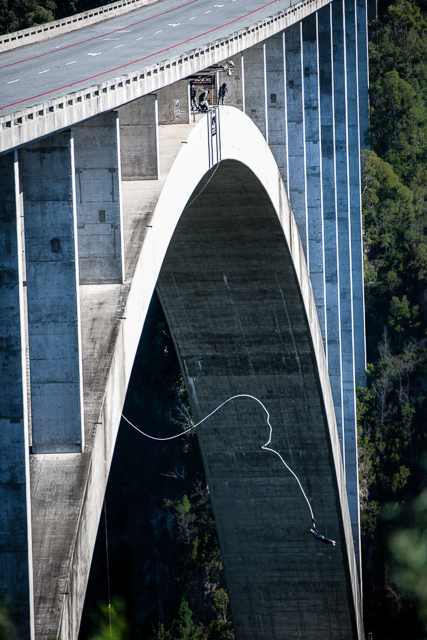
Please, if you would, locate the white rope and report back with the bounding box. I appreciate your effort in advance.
[183,162,221,211]
[122,394,314,522]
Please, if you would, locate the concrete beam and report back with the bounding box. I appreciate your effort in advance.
[119,95,159,180]
[242,42,267,138]
[317,4,344,450]
[157,80,190,124]
[20,130,84,454]
[0,152,34,639]
[73,112,125,285]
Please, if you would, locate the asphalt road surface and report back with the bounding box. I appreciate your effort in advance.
[0,0,293,116]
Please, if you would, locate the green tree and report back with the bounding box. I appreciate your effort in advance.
[89,598,129,640]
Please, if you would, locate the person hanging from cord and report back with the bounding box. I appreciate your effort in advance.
[309,518,336,546]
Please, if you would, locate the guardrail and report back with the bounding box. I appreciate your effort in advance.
[0,0,330,153]
[0,0,160,53]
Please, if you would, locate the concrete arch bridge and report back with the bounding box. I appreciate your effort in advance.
[0,0,369,637]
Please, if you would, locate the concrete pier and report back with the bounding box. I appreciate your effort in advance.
[0,152,34,639]
[157,79,190,124]
[243,42,267,138]
[285,23,308,256]
[74,112,125,285]
[302,14,326,340]
[20,131,84,454]
[265,33,288,189]
[119,95,159,181]
[317,4,344,448]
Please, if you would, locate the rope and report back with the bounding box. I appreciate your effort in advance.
[183,162,221,211]
[122,394,314,522]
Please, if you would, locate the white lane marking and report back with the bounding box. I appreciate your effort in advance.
[87,52,101,56]
[38,69,50,74]
[115,44,124,48]
[136,36,144,40]
[189,16,196,19]
[155,29,163,33]
[168,23,180,26]
[214,4,224,6]
[7,78,20,83]
[205,9,211,12]
[66,60,77,65]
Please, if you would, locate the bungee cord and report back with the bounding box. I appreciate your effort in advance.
[122,393,314,522]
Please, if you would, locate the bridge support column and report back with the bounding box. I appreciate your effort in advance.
[284,23,308,256]
[242,42,267,138]
[74,112,125,284]
[218,53,244,111]
[119,95,159,180]
[302,14,326,341]
[346,0,366,389]
[157,79,190,124]
[0,152,34,640]
[264,33,287,189]
[332,0,360,569]
[317,4,344,448]
[20,130,84,454]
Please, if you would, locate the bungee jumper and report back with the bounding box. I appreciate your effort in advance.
[122,394,337,549]
[309,519,336,546]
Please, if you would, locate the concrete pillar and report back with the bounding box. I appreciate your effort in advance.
[74,112,125,285]
[317,4,344,449]
[285,23,308,257]
[345,0,366,391]
[119,95,159,180]
[20,130,84,454]
[265,32,288,189]
[0,152,34,639]
[157,79,190,124]
[242,42,267,138]
[218,53,244,111]
[357,0,369,149]
[332,0,360,570]
[302,14,326,341]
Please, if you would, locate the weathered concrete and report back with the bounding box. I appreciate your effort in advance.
[242,42,267,138]
[20,131,84,454]
[345,0,366,391]
[0,152,34,640]
[265,33,288,189]
[28,108,363,640]
[317,4,344,449]
[157,80,190,125]
[218,54,244,111]
[332,0,360,572]
[119,95,159,180]
[74,112,125,285]
[302,14,326,341]
[285,23,308,256]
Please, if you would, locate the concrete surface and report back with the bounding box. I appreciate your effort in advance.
[0,0,331,151]
[0,0,162,52]
[19,131,84,454]
[119,95,159,180]
[0,152,34,640]
[157,80,190,125]
[74,112,125,284]
[27,107,363,640]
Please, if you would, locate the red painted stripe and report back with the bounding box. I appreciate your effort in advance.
[1,0,280,110]
[0,0,200,70]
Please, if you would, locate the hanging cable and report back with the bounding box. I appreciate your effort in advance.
[122,393,314,522]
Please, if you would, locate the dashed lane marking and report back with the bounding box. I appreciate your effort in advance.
[7,78,20,83]
[66,61,77,65]
[37,69,50,74]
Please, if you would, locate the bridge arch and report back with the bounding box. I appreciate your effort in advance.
[63,107,362,640]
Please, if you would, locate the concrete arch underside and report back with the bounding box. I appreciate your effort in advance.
[54,107,362,640]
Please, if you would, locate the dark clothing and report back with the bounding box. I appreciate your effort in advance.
[218,84,229,105]
[310,529,335,546]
